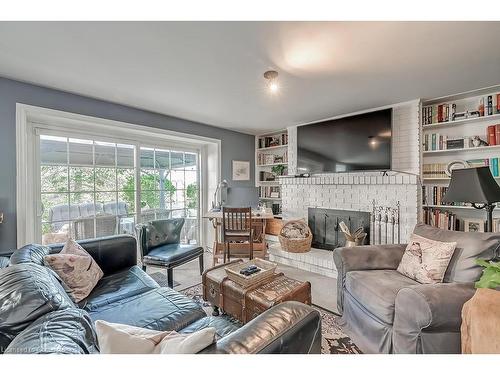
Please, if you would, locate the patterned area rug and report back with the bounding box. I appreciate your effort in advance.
[149,272,180,288]
[177,283,361,354]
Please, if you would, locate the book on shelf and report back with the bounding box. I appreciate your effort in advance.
[422,92,500,126]
[423,207,460,231]
[258,133,288,149]
[257,151,288,165]
[467,157,500,177]
[422,163,447,179]
[258,185,281,199]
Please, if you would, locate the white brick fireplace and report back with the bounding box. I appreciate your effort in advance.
[269,100,421,277]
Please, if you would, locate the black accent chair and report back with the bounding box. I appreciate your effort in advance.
[136,218,204,288]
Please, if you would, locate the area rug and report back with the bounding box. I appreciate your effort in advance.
[177,283,361,354]
[149,272,180,288]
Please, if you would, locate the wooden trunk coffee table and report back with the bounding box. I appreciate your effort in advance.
[202,259,312,324]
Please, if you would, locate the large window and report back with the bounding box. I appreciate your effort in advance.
[39,135,200,245]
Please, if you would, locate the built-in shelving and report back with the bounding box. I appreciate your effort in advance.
[255,129,289,218]
[421,85,500,231]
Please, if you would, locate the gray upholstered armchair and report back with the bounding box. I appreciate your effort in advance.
[333,223,500,354]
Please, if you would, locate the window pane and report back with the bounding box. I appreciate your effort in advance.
[41,136,67,165]
[170,151,184,169]
[185,170,197,187]
[155,149,170,169]
[185,152,197,169]
[95,142,116,166]
[41,166,68,193]
[117,168,135,191]
[172,190,185,210]
[140,148,154,168]
[117,144,134,167]
[140,169,158,190]
[70,167,94,191]
[119,215,136,235]
[96,192,118,214]
[69,193,93,219]
[42,193,68,223]
[69,138,93,166]
[170,169,185,190]
[95,168,117,191]
[118,191,134,214]
[140,190,159,210]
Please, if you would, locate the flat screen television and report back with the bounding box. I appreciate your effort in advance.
[297,108,392,174]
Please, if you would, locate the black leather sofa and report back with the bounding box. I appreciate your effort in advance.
[0,235,321,354]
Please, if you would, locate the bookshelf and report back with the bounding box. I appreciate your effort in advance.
[255,129,288,218]
[421,85,500,232]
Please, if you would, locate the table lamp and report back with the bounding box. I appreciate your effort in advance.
[442,166,500,232]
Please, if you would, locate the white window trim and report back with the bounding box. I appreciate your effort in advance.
[16,103,221,248]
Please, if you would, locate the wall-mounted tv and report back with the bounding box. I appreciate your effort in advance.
[297,108,392,174]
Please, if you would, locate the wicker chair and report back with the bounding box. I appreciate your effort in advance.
[73,215,118,240]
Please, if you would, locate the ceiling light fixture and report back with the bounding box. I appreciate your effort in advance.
[263,70,279,93]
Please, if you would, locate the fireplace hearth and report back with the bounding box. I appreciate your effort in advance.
[308,208,370,250]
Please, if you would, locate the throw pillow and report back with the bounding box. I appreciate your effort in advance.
[94,320,216,354]
[43,238,103,302]
[397,233,457,284]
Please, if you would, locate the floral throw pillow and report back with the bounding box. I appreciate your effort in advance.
[44,238,104,302]
[397,233,457,284]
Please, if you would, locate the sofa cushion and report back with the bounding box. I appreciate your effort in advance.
[9,244,51,266]
[80,265,159,311]
[345,269,419,325]
[0,263,75,353]
[397,233,456,284]
[143,244,204,267]
[87,287,206,332]
[0,257,9,268]
[180,316,242,340]
[413,223,500,282]
[4,308,98,354]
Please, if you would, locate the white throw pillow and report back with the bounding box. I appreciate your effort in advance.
[397,233,457,284]
[95,320,216,354]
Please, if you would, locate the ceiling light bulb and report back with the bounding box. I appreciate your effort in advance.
[263,70,279,94]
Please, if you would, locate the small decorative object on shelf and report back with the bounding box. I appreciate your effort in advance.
[446,160,470,177]
[471,136,488,148]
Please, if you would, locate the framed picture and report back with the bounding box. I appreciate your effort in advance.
[463,218,485,233]
[232,160,250,181]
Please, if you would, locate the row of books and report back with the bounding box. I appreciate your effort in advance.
[467,158,500,177]
[257,133,288,149]
[486,124,500,146]
[422,163,447,179]
[258,186,281,199]
[423,133,490,151]
[422,93,500,125]
[256,152,288,166]
[423,208,460,231]
[422,185,451,206]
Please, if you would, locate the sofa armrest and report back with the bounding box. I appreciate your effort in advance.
[333,244,406,313]
[393,282,475,353]
[202,301,321,354]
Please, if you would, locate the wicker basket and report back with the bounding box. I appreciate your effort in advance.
[278,220,312,253]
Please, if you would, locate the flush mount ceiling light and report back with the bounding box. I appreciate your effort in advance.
[263,70,279,93]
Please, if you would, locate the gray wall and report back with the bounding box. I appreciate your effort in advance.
[0,77,257,254]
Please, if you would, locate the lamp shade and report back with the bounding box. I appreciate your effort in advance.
[442,166,500,204]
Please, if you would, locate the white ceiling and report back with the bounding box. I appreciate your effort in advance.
[1,22,500,134]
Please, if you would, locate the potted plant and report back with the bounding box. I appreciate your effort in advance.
[475,259,500,289]
[271,164,286,177]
